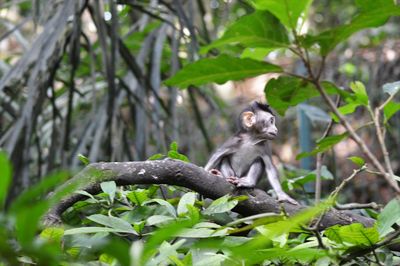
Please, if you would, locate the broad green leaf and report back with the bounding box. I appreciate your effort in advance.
[40,227,64,244]
[347,156,365,167]
[350,81,369,106]
[165,54,282,88]
[383,81,400,96]
[265,76,318,116]
[144,198,177,217]
[0,151,12,209]
[10,171,70,213]
[242,247,326,265]
[127,189,149,206]
[250,0,313,29]
[177,227,229,238]
[296,133,348,159]
[377,198,400,237]
[151,240,186,266]
[177,192,197,215]
[307,4,400,55]
[265,77,339,116]
[146,215,175,226]
[203,195,238,215]
[229,201,332,263]
[325,223,379,246]
[101,239,131,266]
[100,181,117,203]
[193,253,227,266]
[241,47,275,60]
[87,214,137,234]
[384,101,400,122]
[355,0,396,11]
[142,219,197,264]
[64,227,129,235]
[201,11,288,53]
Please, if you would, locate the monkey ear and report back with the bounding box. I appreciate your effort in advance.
[242,111,256,128]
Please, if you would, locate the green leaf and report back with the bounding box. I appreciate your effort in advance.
[296,133,348,159]
[0,151,12,209]
[146,215,175,226]
[77,153,90,165]
[100,181,117,203]
[144,199,177,217]
[64,227,129,235]
[165,54,282,88]
[384,101,400,122]
[167,150,189,162]
[176,228,229,238]
[265,76,317,116]
[151,240,186,265]
[142,218,197,264]
[383,81,400,96]
[250,0,313,29]
[87,214,137,234]
[350,81,369,106]
[127,190,149,206]
[325,223,379,246]
[177,192,197,215]
[347,156,365,167]
[147,153,164,160]
[307,4,400,55]
[265,77,340,116]
[241,47,275,60]
[169,141,178,151]
[201,11,288,53]
[377,198,400,237]
[40,227,64,244]
[192,253,227,266]
[203,195,238,215]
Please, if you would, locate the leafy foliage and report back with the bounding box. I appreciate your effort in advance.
[165,54,282,88]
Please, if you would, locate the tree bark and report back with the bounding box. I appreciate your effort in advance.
[44,159,375,228]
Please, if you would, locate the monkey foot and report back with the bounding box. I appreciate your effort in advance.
[226,176,240,185]
[209,169,223,177]
[277,194,299,205]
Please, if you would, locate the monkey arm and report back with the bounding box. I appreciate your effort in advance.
[262,153,298,205]
[204,136,241,171]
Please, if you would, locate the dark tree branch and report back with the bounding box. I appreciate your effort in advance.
[44,159,375,229]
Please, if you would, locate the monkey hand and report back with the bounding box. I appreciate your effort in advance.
[209,169,223,177]
[277,193,299,205]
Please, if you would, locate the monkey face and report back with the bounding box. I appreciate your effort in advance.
[256,111,278,140]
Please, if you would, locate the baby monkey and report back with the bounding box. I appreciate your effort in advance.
[205,102,297,204]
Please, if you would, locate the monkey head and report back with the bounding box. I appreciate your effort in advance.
[239,102,278,140]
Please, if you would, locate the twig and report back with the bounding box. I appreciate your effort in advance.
[330,166,367,200]
[372,106,396,187]
[313,81,400,193]
[315,97,339,204]
[335,202,380,210]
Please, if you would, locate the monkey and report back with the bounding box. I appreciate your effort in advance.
[205,101,298,205]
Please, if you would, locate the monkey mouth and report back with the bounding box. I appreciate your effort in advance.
[268,132,277,138]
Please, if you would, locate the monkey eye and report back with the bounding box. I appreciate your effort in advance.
[270,117,274,124]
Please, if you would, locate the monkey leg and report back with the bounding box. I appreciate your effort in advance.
[236,157,264,188]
